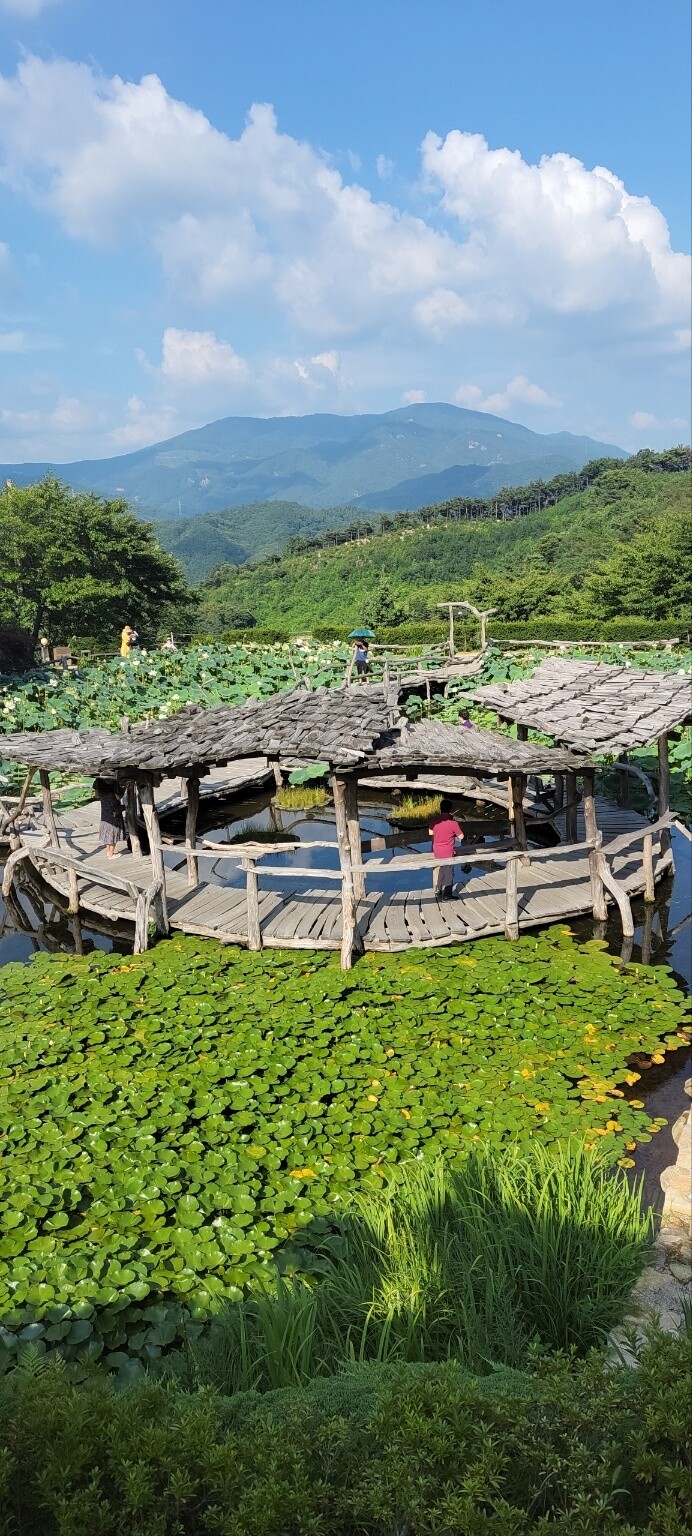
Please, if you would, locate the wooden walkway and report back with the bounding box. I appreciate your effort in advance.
[10,795,674,953]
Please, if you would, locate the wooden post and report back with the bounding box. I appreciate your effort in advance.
[243,858,261,951]
[598,853,634,939]
[510,774,529,864]
[184,774,200,888]
[333,774,364,969]
[581,769,598,845]
[642,833,655,903]
[658,733,672,860]
[139,777,169,935]
[504,857,519,940]
[39,770,60,850]
[565,771,578,843]
[516,723,528,742]
[343,774,365,902]
[582,771,606,917]
[71,915,84,957]
[124,781,142,858]
[641,903,653,965]
[553,772,564,813]
[448,605,455,658]
[67,866,79,915]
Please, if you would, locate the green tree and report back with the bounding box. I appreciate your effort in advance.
[0,477,194,644]
[579,503,692,622]
[362,576,408,629]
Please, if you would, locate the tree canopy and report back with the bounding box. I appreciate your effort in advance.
[0,477,193,645]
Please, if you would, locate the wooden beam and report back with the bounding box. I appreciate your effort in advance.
[510,773,529,863]
[332,774,364,969]
[139,777,169,936]
[553,772,564,812]
[184,774,200,888]
[39,769,60,850]
[343,773,365,902]
[124,781,142,858]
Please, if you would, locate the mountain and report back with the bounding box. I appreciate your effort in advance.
[156,500,357,582]
[196,462,691,633]
[0,404,625,520]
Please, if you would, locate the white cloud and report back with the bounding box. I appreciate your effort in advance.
[159,327,248,385]
[0,0,63,14]
[403,389,427,404]
[111,395,177,448]
[414,287,473,338]
[0,329,28,350]
[376,154,394,180]
[455,376,559,415]
[630,411,657,430]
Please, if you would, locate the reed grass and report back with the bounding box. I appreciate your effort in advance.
[274,786,329,810]
[170,1143,651,1395]
[389,793,442,826]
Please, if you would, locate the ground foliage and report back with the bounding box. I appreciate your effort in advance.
[0,932,687,1371]
[0,1329,689,1535]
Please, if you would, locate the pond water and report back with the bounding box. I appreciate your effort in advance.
[1,791,689,1211]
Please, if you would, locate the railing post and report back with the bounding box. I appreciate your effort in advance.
[184,774,200,888]
[565,771,578,842]
[39,770,60,851]
[588,830,607,921]
[598,853,634,939]
[642,833,655,902]
[243,858,262,951]
[139,777,169,936]
[333,774,364,969]
[504,856,519,940]
[124,781,142,858]
[67,866,80,915]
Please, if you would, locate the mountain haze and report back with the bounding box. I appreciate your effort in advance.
[0,404,624,520]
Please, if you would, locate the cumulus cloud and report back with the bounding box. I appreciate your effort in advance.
[403,389,427,404]
[159,327,248,385]
[629,410,687,433]
[111,395,177,448]
[0,0,63,14]
[455,376,558,414]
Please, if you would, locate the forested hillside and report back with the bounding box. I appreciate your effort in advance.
[156,499,357,580]
[198,460,691,633]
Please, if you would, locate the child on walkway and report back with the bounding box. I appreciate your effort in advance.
[429,799,464,900]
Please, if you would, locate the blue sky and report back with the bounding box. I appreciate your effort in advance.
[0,0,689,462]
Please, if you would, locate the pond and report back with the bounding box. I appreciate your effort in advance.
[1,789,689,1212]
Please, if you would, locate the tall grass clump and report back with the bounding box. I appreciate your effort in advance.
[171,1143,651,1394]
[274,785,329,809]
[389,792,442,826]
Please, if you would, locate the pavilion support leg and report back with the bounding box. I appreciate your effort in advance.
[642,833,655,903]
[39,770,60,850]
[67,866,80,916]
[184,775,200,888]
[333,774,364,969]
[553,772,564,813]
[658,733,673,866]
[510,774,529,866]
[139,778,169,937]
[565,771,578,844]
[641,903,653,965]
[243,858,261,951]
[343,773,365,903]
[504,857,519,940]
[71,914,84,958]
[124,781,142,858]
[582,770,607,920]
[516,723,528,742]
[598,853,634,940]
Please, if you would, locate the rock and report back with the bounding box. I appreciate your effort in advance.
[674,1113,692,1173]
[684,1076,692,1099]
[672,1109,690,1147]
[669,1261,692,1284]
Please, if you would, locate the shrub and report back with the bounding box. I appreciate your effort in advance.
[0,1330,689,1533]
[489,618,687,641]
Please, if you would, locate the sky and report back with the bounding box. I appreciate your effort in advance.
[0,0,689,464]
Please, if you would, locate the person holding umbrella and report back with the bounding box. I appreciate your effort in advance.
[348,627,375,681]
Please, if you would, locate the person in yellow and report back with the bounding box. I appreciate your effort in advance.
[120,625,134,658]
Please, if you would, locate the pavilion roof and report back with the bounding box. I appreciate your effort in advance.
[0,683,587,781]
[473,658,691,754]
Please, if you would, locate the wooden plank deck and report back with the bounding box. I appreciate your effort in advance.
[12,793,674,954]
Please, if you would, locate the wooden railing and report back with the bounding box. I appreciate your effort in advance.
[1,843,164,954]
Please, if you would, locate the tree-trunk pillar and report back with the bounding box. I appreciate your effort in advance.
[553,772,564,813]
[565,771,578,844]
[39,770,60,850]
[184,774,200,888]
[139,777,169,936]
[516,723,528,742]
[658,733,671,859]
[124,781,142,858]
[343,773,365,902]
[583,771,607,919]
[510,774,528,860]
[333,774,364,969]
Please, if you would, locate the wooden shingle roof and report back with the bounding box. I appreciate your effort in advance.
[474,659,691,754]
[0,684,585,780]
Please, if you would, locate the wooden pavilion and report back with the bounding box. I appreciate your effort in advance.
[1,680,684,966]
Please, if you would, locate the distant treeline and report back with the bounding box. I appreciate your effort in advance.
[206,446,691,579]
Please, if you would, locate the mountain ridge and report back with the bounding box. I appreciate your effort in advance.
[0,403,625,520]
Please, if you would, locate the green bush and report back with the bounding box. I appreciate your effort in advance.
[1,1330,689,1534]
[221,625,291,644]
[489,618,686,641]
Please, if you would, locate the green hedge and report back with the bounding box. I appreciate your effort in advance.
[489,618,688,641]
[1,1332,689,1534]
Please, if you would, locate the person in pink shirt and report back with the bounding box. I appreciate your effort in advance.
[429,799,464,900]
